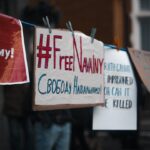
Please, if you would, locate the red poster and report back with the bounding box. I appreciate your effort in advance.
[0,13,29,84]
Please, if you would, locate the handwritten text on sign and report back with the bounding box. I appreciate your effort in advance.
[34,28,104,109]
[93,48,137,130]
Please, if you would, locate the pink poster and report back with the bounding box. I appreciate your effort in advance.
[0,13,29,84]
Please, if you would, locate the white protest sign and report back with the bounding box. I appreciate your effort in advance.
[33,27,104,110]
[93,47,137,130]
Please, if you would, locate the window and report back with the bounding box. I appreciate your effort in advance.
[140,0,150,10]
[131,0,150,51]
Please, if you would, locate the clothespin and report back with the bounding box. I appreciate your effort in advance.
[46,16,52,33]
[66,21,74,38]
[42,17,47,27]
[90,27,96,43]
[42,16,52,33]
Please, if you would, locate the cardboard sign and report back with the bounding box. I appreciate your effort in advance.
[128,48,150,93]
[0,13,29,84]
[93,47,137,130]
[33,27,104,110]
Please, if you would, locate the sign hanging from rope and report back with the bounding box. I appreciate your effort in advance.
[0,13,29,84]
[93,47,137,130]
[128,48,150,93]
[33,27,104,110]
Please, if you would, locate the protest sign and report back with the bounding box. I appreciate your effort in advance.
[128,48,150,93]
[0,13,29,84]
[33,27,104,110]
[93,47,137,130]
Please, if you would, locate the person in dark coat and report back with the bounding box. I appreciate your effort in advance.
[3,83,33,150]
[22,1,72,150]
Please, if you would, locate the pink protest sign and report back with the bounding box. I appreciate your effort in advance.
[0,13,29,84]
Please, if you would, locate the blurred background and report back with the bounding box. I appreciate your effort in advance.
[0,0,150,150]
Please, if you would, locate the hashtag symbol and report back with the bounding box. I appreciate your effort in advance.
[37,34,52,68]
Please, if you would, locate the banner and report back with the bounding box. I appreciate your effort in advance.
[128,48,150,93]
[93,47,137,130]
[33,27,104,110]
[0,13,29,84]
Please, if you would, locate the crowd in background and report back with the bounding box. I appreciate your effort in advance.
[2,1,93,150]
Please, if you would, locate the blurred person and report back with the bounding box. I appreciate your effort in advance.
[33,110,72,150]
[70,108,93,150]
[22,1,72,150]
[2,4,34,150]
[3,83,33,150]
[21,0,60,27]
